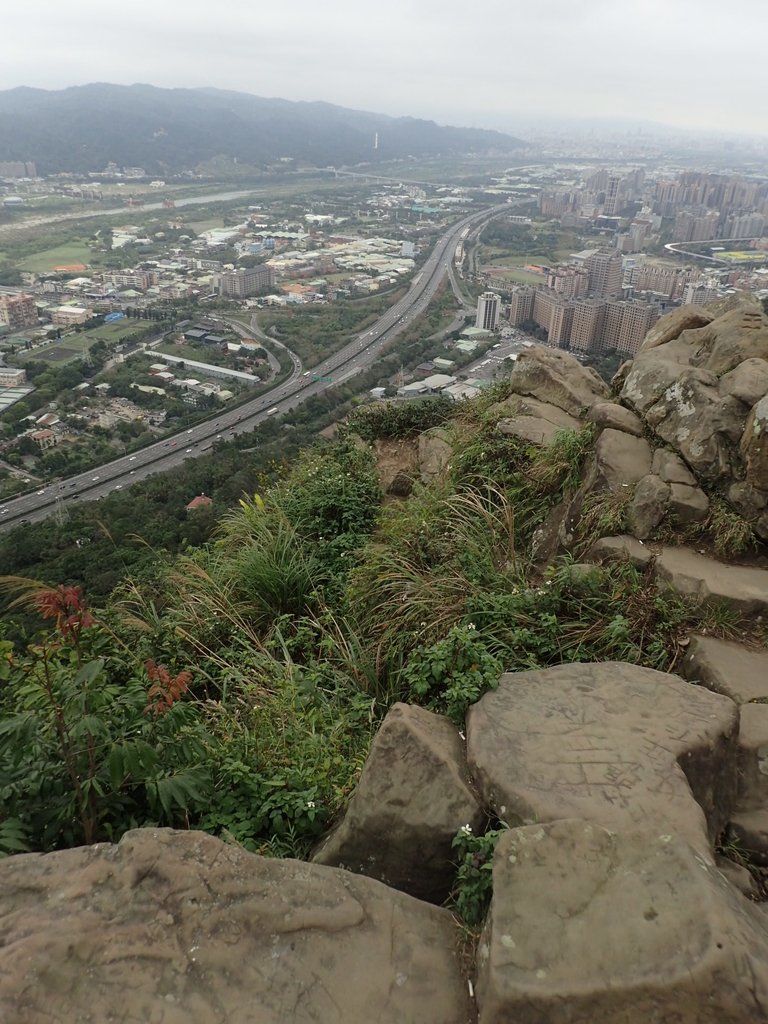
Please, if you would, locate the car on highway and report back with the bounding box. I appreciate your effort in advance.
[129,456,137,462]
[186,429,193,434]
[37,489,45,495]
[91,476,100,482]
[185,448,193,453]
[114,484,122,491]
[0,509,7,515]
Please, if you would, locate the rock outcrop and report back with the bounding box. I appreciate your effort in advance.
[477,820,768,1024]
[0,829,472,1024]
[506,344,610,415]
[619,304,768,534]
[313,702,484,902]
[466,661,738,852]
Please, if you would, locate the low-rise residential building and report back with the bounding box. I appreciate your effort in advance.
[0,366,27,387]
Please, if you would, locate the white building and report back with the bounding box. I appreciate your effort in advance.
[475,291,500,331]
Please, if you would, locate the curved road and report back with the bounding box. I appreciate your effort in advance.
[0,203,508,530]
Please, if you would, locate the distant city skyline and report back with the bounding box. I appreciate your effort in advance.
[2,0,766,140]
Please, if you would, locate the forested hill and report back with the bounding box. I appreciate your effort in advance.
[0,84,524,174]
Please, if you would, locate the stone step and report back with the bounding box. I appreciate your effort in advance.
[655,545,768,617]
[679,635,768,704]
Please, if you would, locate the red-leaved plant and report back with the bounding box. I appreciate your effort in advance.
[145,659,193,715]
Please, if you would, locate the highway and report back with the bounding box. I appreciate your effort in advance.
[0,203,508,530]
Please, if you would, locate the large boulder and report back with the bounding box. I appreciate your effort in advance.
[638,304,713,351]
[466,662,739,853]
[507,345,609,416]
[476,820,768,1024]
[0,829,472,1024]
[496,395,582,447]
[720,357,768,407]
[313,702,484,902]
[627,473,670,539]
[590,427,652,491]
[587,400,644,437]
[643,371,745,485]
[619,304,768,524]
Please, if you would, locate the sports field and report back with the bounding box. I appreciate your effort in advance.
[19,241,93,273]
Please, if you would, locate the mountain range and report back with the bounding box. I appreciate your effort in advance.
[0,83,524,175]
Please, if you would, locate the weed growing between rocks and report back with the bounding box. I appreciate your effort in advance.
[449,823,507,927]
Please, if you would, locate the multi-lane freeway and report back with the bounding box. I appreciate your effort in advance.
[0,203,508,531]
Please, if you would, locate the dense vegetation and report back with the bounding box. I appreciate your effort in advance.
[1,381,752,870]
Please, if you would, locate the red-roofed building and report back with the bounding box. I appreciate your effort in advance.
[185,494,213,512]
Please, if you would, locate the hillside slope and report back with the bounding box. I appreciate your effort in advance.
[0,83,524,174]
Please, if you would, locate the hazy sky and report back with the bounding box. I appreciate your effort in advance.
[1,0,765,137]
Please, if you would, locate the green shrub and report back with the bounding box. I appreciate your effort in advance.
[403,624,503,725]
[450,824,506,926]
[348,397,454,441]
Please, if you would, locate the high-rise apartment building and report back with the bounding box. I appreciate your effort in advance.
[584,248,623,298]
[570,300,606,353]
[0,292,37,331]
[547,300,574,348]
[508,287,535,326]
[475,291,500,331]
[546,266,589,299]
[602,175,623,216]
[602,300,660,355]
[212,265,275,298]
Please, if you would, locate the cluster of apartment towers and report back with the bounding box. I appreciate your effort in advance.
[477,248,659,357]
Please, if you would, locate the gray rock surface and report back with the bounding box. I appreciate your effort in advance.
[619,304,768,524]
[735,702,768,811]
[638,304,713,351]
[476,820,768,1024]
[313,702,483,902]
[668,481,710,524]
[466,662,738,853]
[0,829,472,1024]
[655,546,768,616]
[586,533,653,567]
[497,414,574,447]
[487,393,582,432]
[741,395,768,494]
[592,427,652,491]
[587,401,644,436]
[644,372,745,485]
[627,473,670,539]
[508,345,609,416]
[680,634,768,704]
[720,358,768,407]
[418,426,452,481]
[652,447,698,486]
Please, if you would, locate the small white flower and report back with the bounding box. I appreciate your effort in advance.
[307,801,316,809]
[460,823,473,835]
